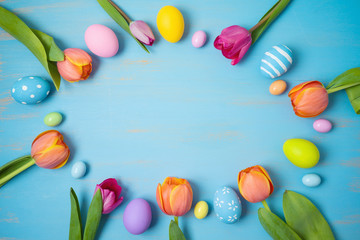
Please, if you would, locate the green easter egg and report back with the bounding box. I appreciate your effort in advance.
[283,139,320,168]
[44,112,62,127]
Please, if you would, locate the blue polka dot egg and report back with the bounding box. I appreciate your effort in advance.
[11,76,51,105]
[213,186,242,224]
[260,44,293,79]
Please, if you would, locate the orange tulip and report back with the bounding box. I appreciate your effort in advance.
[238,165,273,203]
[31,130,70,169]
[288,81,329,118]
[57,48,92,82]
[156,177,193,216]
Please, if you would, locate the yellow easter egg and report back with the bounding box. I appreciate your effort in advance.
[283,139,320,168]
[156,6,184,43]
[194,201,209,219]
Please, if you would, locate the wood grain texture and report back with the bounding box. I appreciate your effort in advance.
[0,0,360,239]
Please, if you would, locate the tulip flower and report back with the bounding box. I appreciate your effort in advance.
[238,165,273,205]
[214,0,290,65]
[288,81,329,118]
[156,177,193,239]
[57,48,92,82]
[214,26,252,65]
[130,20,155,46]
[94,178,124,214]
[0,130,70,187]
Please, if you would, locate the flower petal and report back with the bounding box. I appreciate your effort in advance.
[169,184,193,216]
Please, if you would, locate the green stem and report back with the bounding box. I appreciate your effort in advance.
[261,200,271,212]
[249,4,278,33]
[107,0,131,23]
[0,155,35,187]
[174,216,179,225]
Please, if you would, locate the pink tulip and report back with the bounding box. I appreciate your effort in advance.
[129,20,155,46]
[94,178,124,214]
[214,25,252,65]
[57,48,92,82]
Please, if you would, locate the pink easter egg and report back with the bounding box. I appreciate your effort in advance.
[192,30,207,48]
[313,119,332,133]
[85,24,119,57]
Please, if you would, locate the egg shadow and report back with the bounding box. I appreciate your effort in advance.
[178,8,191,41]
[111,29,125,55]
[144,199,159,230]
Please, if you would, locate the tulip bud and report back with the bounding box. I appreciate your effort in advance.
[57,48,92,82]
[94,178,124,214]
[129,20,155,46]
[238,165,273,203]
[214,25,252,65]
[31,130,70,169]
[288,81,329,118]
[156,177,193,216]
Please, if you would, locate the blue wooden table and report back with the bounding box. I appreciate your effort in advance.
[1,0,359,239]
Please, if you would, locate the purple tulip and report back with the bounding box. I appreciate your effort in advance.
[94,178,124,214]
[129,20,155,46]
[214,25,252,65]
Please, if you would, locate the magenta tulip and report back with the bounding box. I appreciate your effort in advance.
[129,20,155,46]
[214,25,252,65]
[94,178,124,214]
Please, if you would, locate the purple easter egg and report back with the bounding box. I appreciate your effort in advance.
[313,119,332,133]
[123,198,152,235]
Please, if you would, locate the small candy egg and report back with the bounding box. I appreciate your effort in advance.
[157,6,184,43]
[260,44,293,78]
[192,31,207,48]
[283,139,320,168]
[85,24,119,57]
[44,112,63,127]
[123,198,152,235]
[313,119,332,133]
[11,76,51,105]
[194,201,209,219]
[269,80,287,95]
[71,161,87,179]
[302,173,321,187]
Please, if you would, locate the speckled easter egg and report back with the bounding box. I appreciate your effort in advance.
[269,80,287,95]
[213,186,241,224]
[123,198,152,235]
[302,173,321,187]
[283,139,320,168]
[44,112,63,127]
[85,24,119,57]
[11,76,50,105]
[313,119,332,133]
[260,44,293,79]
[194,201,209,219]
[71,161,86,179]
[157,6,184,43]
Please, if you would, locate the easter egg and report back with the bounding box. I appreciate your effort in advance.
[302,173,321,187]
[269,80,287,95]
[71,161,86,179]
[123,198,152,235]
[260,44,293,79]
[157,6,184,43]
[11,76,50,105]
[213,186,241,224]
[44,112,63,127]
[85,24,119,57]
[194,201,209,219]
[283,139,320,168]
[192,31,206,48]
[313,119,332,133]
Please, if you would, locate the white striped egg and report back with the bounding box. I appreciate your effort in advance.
[260,44,293,79]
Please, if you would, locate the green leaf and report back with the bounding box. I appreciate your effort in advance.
[69,188,82,240]
[83,189,102,240]
[96,0,149,53]
[31,28,64,62]
[346,84,360,114]
[258,208,302,240]
[0,6,61,90]
[326,67,360,93]
[0,155,35,187]
[169,219,186,240]
[283,190,335,240]
[251,0,291,44]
